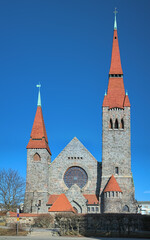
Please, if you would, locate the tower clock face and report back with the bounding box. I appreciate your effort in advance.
[64,166,88,189]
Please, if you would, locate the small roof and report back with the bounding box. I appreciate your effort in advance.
[104,175,122,193]
[84,194,99,204]
[46,195,59,205]
[48,194,76,213]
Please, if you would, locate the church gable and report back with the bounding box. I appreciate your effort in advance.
[52,137,97,164]
[49,137,99,196]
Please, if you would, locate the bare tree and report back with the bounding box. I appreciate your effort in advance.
[0,169,25,211]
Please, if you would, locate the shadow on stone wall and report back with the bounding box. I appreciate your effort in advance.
[54,213,150,238]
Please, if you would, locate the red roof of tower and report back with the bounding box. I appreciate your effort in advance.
[109,30,123,75]
[48,194,76,213]
[104,175,122,193]
[103,17,130,109]
[27,106,51,155]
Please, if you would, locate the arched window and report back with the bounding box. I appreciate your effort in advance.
[109,118,113,129]
[114,119,119,129]
[121,118,124,129]
[33,153,41,161]
[123,205,129,212]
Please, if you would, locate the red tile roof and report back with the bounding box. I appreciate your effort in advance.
[104,175,122,193]
[26,106,51,155]
[8,211,41,217]
[48,194,76,213]
[84,194,99,204]
[46,195,59,205]
[124,95,131,107]
[109,30,123,75]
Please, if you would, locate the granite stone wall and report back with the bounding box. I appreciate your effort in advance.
[24,148,51,213]
[101,106,136,213]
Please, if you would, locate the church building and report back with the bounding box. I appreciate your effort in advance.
[24,13,137,214]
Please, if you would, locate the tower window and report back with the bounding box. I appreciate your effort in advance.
[115,167,119,174]
[33,153,41,161]
[38,200,41,206]
[121,118,124,129]
[116,192,118,197]
[109,118,113,129]
[114,119,119,129]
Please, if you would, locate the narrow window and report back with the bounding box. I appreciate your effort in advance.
[115,167,119,174]
[33,153,41,161]
[31,200,33,213]
[87,207,90,212]
[96,207,99,212]
[109,118,113,129]
[38,200,41,206]
[92,207,94,212]
[112,192,114,197]
[121,118,124,129]
[114,119,119,129]
[116,192,118,197]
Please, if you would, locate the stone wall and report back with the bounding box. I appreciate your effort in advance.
[24,148,51,213]
[101,107,136,213]
[49,137,99,195]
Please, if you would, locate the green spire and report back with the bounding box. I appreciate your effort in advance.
[36,84,41,106]
[114,8,118,30]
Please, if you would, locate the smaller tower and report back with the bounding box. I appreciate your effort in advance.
[103,175,122,213]
[24,85,51,213]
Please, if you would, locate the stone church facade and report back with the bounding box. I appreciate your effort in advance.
[24,14,137,214]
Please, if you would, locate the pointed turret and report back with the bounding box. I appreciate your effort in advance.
[104,175,122,193]
[27,85,51,155]
[103,10,130,109]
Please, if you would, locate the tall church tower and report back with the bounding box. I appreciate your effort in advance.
[100,11,136,213]
[24,85,51,213]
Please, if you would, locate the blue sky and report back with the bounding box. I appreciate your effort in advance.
[0,0,150,201]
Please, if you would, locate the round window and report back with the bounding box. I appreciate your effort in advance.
[64,166,88,189]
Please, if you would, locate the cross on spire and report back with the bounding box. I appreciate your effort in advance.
[113,8,118,30]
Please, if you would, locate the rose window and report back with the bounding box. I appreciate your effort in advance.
[64,166,88,189]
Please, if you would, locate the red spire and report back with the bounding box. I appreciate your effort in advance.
[27,106,51,155]
[103,16,130,109]
[109,30,123,75]
[104,175,122,193]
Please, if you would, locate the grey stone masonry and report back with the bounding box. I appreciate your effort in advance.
[101,106,136,213]
[49,137,99,196]
[24,148,51,213]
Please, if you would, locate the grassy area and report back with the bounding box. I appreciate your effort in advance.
[0,227,28,236]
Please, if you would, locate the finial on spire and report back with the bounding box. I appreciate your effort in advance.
[126,90,128,96]
[113,7,118,30]
[36,83,41,106]
[105,90,107,96]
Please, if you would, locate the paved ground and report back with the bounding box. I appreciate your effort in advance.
[0,237,149,240]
